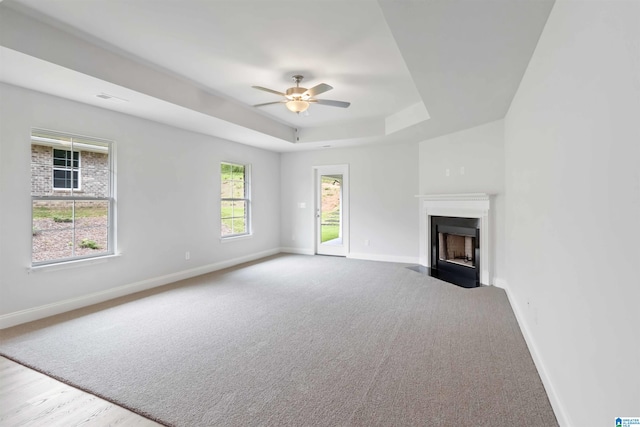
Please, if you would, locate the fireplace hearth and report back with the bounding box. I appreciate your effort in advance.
[431,216,480,288]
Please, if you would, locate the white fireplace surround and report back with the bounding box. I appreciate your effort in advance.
[417,193,492,285]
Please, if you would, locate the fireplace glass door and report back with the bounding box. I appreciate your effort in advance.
[438,233,476,268]
[430,216,480,288]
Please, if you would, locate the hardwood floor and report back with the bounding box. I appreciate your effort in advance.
[0,356,162,426]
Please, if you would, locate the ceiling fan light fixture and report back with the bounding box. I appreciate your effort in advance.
[286,100,309,114]
[253,75,349,114]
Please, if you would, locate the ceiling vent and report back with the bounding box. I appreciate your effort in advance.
[96,93,128,103]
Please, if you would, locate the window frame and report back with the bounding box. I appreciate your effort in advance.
[52,148,81,191]
[220,161,251,239]
[31,129,115,266]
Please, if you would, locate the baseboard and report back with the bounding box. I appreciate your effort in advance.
[280,247,315,255]
[347,252,419,264]
[0,248,280,329]
[500,280,571,427]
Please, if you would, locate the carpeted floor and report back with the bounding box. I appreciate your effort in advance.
[0,254,557,426]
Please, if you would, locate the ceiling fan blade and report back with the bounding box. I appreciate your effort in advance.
[311,99,351,108]
[252,86,286,97]
[253,101,286,107]
[303,83,333,98]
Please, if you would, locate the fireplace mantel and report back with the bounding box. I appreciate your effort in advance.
[416,193,492,285]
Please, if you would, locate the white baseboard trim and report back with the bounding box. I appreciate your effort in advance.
[280,247,315,255]
[347,252,419,264]
[500,280,571,427]
[0,248,280,330]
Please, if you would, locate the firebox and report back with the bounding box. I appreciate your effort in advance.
[430,216,480,288]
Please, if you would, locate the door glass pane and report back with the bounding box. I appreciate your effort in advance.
[320,175,341,244]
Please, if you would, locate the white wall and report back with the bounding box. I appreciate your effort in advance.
[419,120,506,283]
[0,83,281,325]
[505,1,640,425]
[280,142,419,263]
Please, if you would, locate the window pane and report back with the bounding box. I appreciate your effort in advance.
[75,225,108,257]
[53,170,78,189]
[221,163,232,179]
[53,158,67,167]
[232,218,246,234]
[53,149,69,167]
[32,229,74,263]
[81,151,110,197]
[232,181,245,198]
[232,165,245,181]
[221,180,233,199]
[33,200,74,229]
[32,200,75,263]
[31,145,53,196]
[53,169,69,188]
[75,200,108,224]
[221,200,247,236]
[221,200,233,219]
[75,200,109,256]
[232,201,247,235]
[232,200,246,219]
[221,218,233,236]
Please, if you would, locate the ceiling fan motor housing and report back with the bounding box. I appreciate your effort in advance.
[286,86,308,100]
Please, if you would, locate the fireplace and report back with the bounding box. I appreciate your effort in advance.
[417,193,492,287]
[431,216,480,288]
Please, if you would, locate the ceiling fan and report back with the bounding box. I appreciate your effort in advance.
[252,75,350,114]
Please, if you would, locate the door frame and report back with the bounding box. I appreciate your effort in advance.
[313,164,349,256]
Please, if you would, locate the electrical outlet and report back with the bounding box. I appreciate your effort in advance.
[185,251,190,260]
[365,239,370,246]
[445,168,450,177]
[460,166,465,175]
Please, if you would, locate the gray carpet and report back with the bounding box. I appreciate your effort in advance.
[0,254,557,426]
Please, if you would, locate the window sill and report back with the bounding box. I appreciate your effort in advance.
[220,234,253,243]
[28,253,121,274]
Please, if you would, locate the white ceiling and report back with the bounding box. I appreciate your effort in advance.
[0,0,555,152]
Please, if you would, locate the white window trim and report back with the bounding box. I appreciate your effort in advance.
[220,162,251,239]
[28,253,122,273]
[219,234,253,243]
[31,128,115,266]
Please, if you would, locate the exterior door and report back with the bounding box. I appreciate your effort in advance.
[315,165,349,256]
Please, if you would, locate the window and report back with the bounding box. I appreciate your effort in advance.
[53,149,80,189]
[220,162,250,237]
[31,129,114,265]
